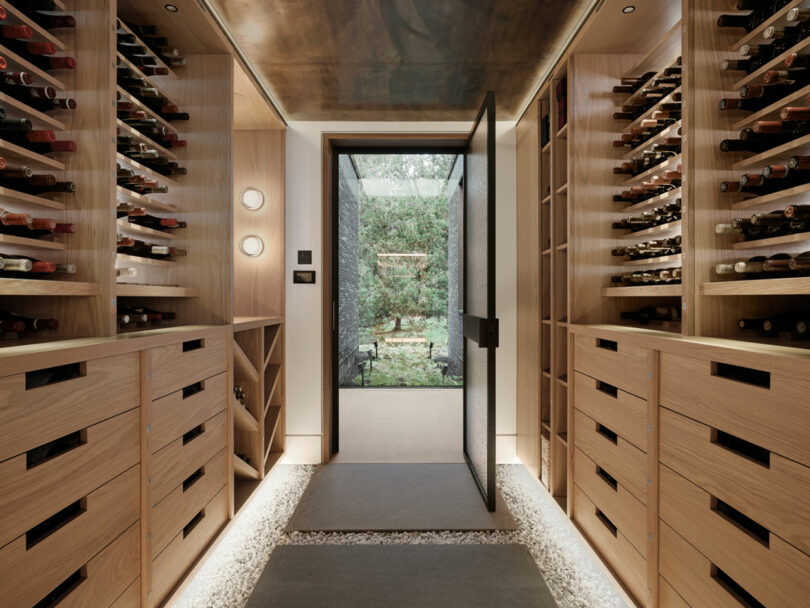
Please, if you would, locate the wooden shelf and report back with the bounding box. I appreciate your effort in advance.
[622,186,682,213]
[541,421,551,434]
[557,432,568,446]
[623,253,682,267]
[731,231,810,250]
[233,398,259,432]
[733,0,802,51]
[117,53,180,107]
[116,253,176,267]
[116,284,200,298]
[622,24,681,79]
[734,32,810,90]
[556,183,568,195]
[542,247,552,255]
[116,119,178,161]
[264,405,282,458]
[542,194,552,204]
[622,120,681,160]
[621,154,681,187]
[265,450,283,471]
[0,92,66,130]
[116,19,179,80]
[116,86,177,133]
[233,338,260,384]
[702,277,810,296]
[556,243,568,251]
[0,139,66,171]
[602,284,682,297]
[542,141,551,154]
[732,82,810,131]
[264,328,282,369]
[0,186,66,211]
[733,132,810,172]
[0,43,65,90]
[622,87,682,134]
[541,369,551,379]
[618,219,682,240]
[0,1,67,51]
[556,123,568,138]
[116,218,178,240]
[116,186,179,213]
[619,73,658,106]
[0,278,98,296]
[264,365,282,415]
[116,153,178,186]
[557,375,568,387]
[233,454,260,480]
[0,233,66,250]
[729,182,810,211]
[541,318,552,326]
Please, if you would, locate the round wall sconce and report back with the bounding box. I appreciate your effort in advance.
[240,187,265,211]
[239,235,264,257]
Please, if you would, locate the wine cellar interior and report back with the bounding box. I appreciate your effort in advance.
[2,0,809,607]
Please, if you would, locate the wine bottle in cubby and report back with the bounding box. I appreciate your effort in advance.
[117,237,173,260]
[715,253,800,278]
[0,170,76,194]
[610,267,682,285]
[738,43,776,73]
[234,385,247,405]
[612,236,681,260]
[0,310,57,332]
[0,254,74,277]
[612,71,657,94]
[721,57,754,73]
[0,216,73,238]
[125,213,184,231]
[715,209,809,241]
[739,311,810,337]
[716,11,767,33]
[620,305,681,325]
[612,205,681,233]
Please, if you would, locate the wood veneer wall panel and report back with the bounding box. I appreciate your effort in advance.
[515,98,541,478]
[233,130,285,318]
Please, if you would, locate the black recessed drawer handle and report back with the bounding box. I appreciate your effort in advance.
[712,361,770,389]
[596,423,618,444]
[35,568,85,608]
[596,380,618,398]
[595,508,617,537]
[26,498,86,549]
[712,566,765,608]
[711,428,770,468]
[27,429,86,470]
[182,381,204,399]
[183,467,205,492]
[596,338,618,352]
[182,424,205,445]
[182,339,204,352]
[25,361,86,390]
[183,509,205,538]
[711,495,770,547]
[596,466,618,491]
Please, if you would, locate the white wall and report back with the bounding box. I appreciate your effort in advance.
[284,121,518,464]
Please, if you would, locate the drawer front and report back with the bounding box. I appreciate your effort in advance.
[51,523,140,608]
[573,334,649,399]
[659,576,689,608]
[151,448,227,559]
[573,371,647,452]
[150,371,226,452]
[0,408,140,549]
[660,464,810,607]
[150,410,227,506]
[660,522,751,608]
[572,484,646,605]
[109,579,141,608]
[660,407,810,555]
[0,466,139,608]
[151,486,228,607]
[574,409,646,504]
[573,448,646,557]
[0,352,139,462]
[660,352,810,466]
[150,336,227,400]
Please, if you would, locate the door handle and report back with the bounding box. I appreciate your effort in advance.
[463,315,499,348]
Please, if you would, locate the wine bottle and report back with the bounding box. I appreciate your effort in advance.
[117,238,172,259]
[0,310,57,331]
[721,58,754,73]
[716,13,762,32]
[126,213,182,231]
[619,306,680,324]
[116,267,137,279]
[0,217,73,238]
[27,12,76,30]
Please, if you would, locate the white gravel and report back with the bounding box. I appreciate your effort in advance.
[174,464,629,608]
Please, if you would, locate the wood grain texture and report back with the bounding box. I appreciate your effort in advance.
[515,98,541,479]
[660,407,810,556]
[658,575,690,608]
[149,335,227,399]
[233,59,285,130]
[573,334,650,399]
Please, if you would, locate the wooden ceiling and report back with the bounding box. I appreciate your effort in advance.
[210,0,593,121]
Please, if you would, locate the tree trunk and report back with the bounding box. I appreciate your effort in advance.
[394,316,402,331]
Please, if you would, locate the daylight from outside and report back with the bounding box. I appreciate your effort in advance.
[338,153,463,388]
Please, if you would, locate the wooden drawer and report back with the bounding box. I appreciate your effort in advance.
[573,334,649,399]
[660,352,810,467]
[109,579,141,608]
[151,486,228,607]
[573,484,646,605]
[659,576,689,608]
[574,408,646,504]
[660,407,810,556]
[0,408,140,549]
[149,335,227,400]
[47,523,140,608]
[150,410,227,505]
[0,466,139,608]
[661,522,754,608]
[0,352,139,462]
[573,371,647,451]
[573,447,646,557]
[660,464,810,607]
[149,371,227,452]
[151,448,227,559]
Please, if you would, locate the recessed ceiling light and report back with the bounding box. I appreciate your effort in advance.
[622,5,636,13]
[165,4,178,12]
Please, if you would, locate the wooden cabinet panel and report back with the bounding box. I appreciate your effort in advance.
[573,484,646,605]
[108,579,141,608]
[660,464,810,607]
[0,352,139,462]
[659,575,690,608]
[574,408,647,504]
[151,448,227,559]
[660,407,810,556]
[660,352,810,466]
[573,370,647,451]
[573,334,649,399]
[149,371,226,453]
[150,410,227,506]
[574,447,646,557]
[149,336,227,400]
[0,466,139,608]
[54,523,140,608]
[0,408,140,549]
[151,486,228,607]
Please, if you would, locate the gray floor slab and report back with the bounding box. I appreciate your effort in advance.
[285,463,516,531]
[245,544,558,608]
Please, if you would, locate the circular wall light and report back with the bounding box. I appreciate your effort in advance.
[240,187,265,211]
[622,5,636,13]
[165,4,178,12]
[239,235,264,257]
